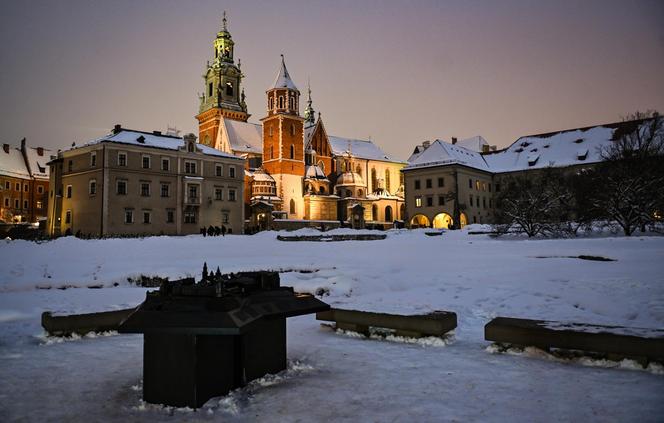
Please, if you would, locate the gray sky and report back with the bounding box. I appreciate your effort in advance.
[1,0,663,159]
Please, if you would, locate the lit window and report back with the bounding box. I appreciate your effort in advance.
[37,201,43,209]
[476,180,481,190]
[415,196,422,208]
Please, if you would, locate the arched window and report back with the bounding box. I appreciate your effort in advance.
[385,206,393,222]
[356,165,362,176]
[385,169,391,192]
[289,96,294,109]
[269,98,274,110]
[225,81,233,96]
[279,96,284,109]
[290,145,294,159]
[289,199,296,214]
[208,82,213,97]
[372,204,378,221]
[269,126,273,137]
[319,186,325,194]
[270,145,274,159]
[318,160,325,173]
[371,168,377,192]
[290,123,295,136]
[357,189,363,197]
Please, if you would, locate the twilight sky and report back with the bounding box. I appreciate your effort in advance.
[1,0,663,159]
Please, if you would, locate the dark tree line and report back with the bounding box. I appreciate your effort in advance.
[494,112,664,237]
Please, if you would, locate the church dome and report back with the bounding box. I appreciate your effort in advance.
[336,171,364,187]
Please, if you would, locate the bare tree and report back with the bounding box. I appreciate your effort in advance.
[591,111,664,235]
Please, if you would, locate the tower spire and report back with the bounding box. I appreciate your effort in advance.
[304,78,316,127]
[222,10,228,31]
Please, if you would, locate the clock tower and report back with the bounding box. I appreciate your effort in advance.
[196,12,249,148]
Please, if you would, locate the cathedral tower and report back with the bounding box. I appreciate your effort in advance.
[261,55,305,218]
[196,12,249,147]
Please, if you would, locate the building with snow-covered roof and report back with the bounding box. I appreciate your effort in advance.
[194,15,405,229]
[0,139,52,223]
[402,118,654,229]
[46,126,244,237]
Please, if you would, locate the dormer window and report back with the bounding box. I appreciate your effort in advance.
[574,138,584,144]
[577,149,588,161]
[528,153,540,166]
[188,142,195,153]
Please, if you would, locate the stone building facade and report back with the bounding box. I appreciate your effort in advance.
[47,127,244,237]
[403,119,649,228]
[0,139,51,224]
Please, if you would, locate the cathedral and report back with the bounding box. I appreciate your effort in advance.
[196,13,405,230]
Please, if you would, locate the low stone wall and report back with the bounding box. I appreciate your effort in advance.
[277,233,387,242]
[271,219,341,232]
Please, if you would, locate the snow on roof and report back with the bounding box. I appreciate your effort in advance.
[0,145,31,179]
[483,125,616,172]
[305,165,327,180]
[224,119,262,154]
[82,129,240,160]
[25,147,52,180]
[404,140,490,172]
[456,136,489,152]
[328,136,404,163]
[269,55,298,91]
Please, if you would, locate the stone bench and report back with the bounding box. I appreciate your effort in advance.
[485,316,664,362]
[317,308,457,338]
[42,308,135,337]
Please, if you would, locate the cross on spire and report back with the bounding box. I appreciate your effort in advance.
[222,10,228,31]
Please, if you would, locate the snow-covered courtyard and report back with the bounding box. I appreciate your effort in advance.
[1,228,663,422]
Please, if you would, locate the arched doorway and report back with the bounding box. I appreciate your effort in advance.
[432,213,454,229]
[289,199,296,215]
[385,205,393,222]
[410,214,430,228]
[459,213,467,228]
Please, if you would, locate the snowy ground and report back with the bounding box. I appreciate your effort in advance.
[1,228,664,422]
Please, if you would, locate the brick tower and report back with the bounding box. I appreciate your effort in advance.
[196,12,249,148]
[261,55,305,218]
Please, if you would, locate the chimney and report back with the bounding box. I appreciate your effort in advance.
[451,137,458,145]
[422,140,430,149]
[37,147,44,156]
[21,138,26,151]
[482,144,490,153]
[113,124,122,134]
[153,130,162,136]
[2,144,9,154]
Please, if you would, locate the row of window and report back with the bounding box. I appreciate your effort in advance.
[2,198,42,209]
[120,209,230,225]
[414,195,447,208]
[2,181,44,193]
[414,177,445,190]
[79,152,236,178]
[268,94,297,111]
[468,195,492,209]
[63,181,237,202]
[468,178,491,192]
